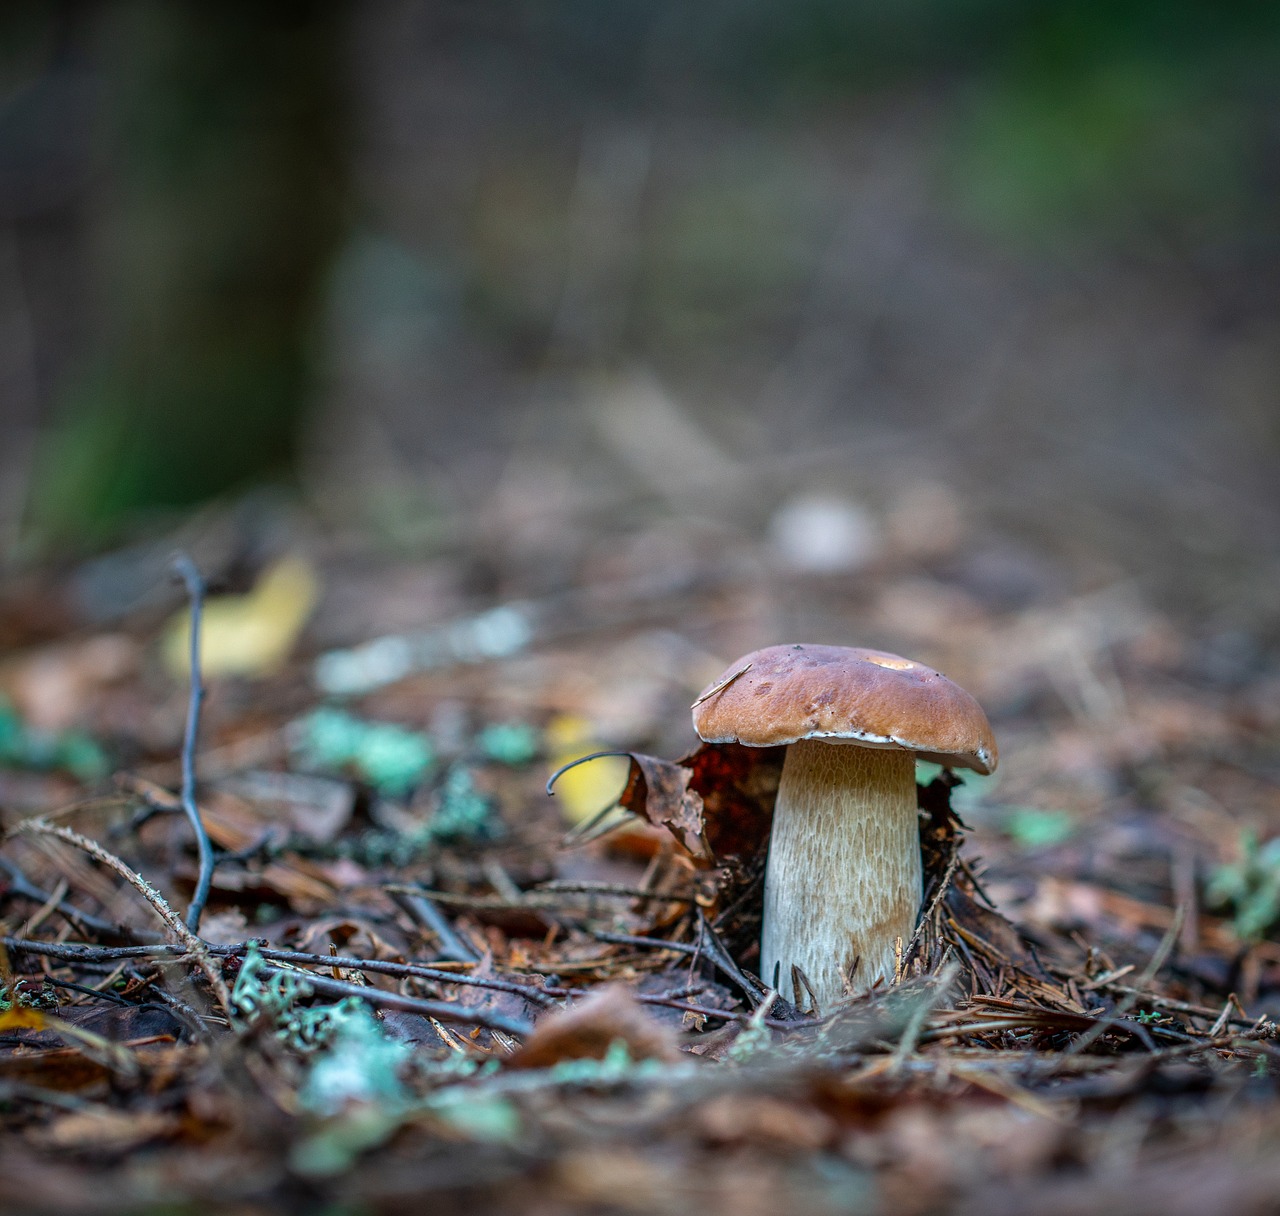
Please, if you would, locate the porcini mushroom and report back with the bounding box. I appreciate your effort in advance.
[692,643,996,1009]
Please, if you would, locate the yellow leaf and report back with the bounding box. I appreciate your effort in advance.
[545,714,631,827]
[0,1005,46,1031]
[163,554,319,679]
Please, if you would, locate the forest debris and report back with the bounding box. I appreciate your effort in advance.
[4,498,1280,1215]
[695,1093,835,1149]
[214,771,355,843]
[29,1106,178,1153]
[0,634,138,733]
[506,985,681,1069]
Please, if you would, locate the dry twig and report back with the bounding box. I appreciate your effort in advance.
[6,819,230,1014]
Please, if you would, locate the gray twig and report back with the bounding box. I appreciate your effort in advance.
[1,937,556,1008]
[251,961,536,1038]
[392,890,481,963]
[171,554,216,934]
[585,928,699,955]
[0,855,162,942]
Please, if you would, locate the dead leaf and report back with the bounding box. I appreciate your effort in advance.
[618,753,710,859]
[0,634,139,733]
[0,1007,142,1080]
[506,985,681,1069]
[695,1094,835,1150]
[257,858,338,910]
[161,553,319,680]
[616,743,785,863]
[198,909,250,945]
[0,1046,110,1091]
[215,770,355,844]
[31,1107,178,1153]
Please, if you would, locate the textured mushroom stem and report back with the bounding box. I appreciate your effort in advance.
[761,740,921,1010]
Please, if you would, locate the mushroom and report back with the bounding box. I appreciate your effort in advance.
[692,643,996,1010]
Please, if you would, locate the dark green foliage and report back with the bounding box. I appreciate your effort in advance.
[32,2,346,539]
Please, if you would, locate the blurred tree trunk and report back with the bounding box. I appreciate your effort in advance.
[34,0,346,541]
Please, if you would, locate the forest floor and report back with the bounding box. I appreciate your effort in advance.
[0,487,1278,1216]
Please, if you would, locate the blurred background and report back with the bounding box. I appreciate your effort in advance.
[1,0,1279,634]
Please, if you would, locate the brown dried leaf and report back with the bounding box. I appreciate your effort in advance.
[0,1047,109,1091]
[506,985,681,1069]
[30,1107,178,1153]
[215,770,355,844]
[618,752,709,859]
[258,857,338,909]
[694,1094,835,1150]
[616,743,785,864]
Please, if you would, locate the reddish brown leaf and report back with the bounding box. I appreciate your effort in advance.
[617,743,785,864]
[683,742,785,861]
[506,985,681,1070]
[618,752,710,859]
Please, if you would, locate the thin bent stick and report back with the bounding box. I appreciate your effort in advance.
[171,553,216,934]
[695,908,768,1007]
[252,963,535,1037]
[533,881,697,903]
[585,928,699,955]
[7,819,230,1014]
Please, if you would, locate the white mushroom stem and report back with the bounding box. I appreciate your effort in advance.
[761,740,921,1010]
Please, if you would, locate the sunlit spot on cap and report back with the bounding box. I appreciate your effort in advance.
[864,654,916,671]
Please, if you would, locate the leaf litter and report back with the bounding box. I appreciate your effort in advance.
[0,524,1277,1215]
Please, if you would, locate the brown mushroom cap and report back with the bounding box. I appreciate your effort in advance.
[692,643,997,774]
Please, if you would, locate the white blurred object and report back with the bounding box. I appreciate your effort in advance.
[769,493,881,574]
[314,602,537,696]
